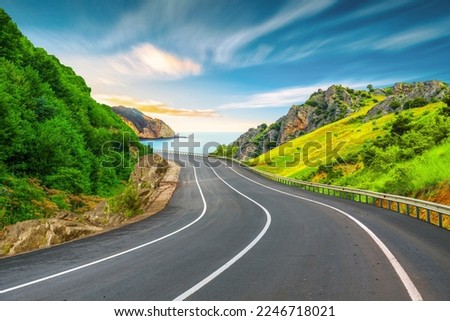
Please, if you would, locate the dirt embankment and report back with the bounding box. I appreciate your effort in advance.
[0,154,180,257]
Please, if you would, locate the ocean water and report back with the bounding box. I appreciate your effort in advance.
[140,132,241,155]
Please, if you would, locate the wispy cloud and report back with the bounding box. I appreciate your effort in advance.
[373,22,450,51]
[108,43,201,79]
[216,80,392,110]
[99,1,197,49]
[351,0,412,19]
[214,0,336,65]
[217,85,331,109]
[94,95,218,118]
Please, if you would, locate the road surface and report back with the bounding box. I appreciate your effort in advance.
[1,155,449,300]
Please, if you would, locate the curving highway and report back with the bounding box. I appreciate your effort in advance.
[1,155,449,301]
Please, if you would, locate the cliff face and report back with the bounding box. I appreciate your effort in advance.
[112,106,175,139]
[228,81,450,160]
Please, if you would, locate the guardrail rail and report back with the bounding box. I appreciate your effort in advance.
[155,150,450,230]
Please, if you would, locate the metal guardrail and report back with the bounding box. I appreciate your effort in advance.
[155,150,450,230]
[154,150,206,158]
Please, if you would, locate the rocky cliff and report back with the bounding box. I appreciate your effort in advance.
[112,106,175,139]
[228,81,450,160]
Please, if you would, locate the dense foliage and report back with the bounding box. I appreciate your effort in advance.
[0,9,147,227]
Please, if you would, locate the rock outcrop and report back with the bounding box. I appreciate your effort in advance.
[112,106,175,139]
[0,154,180,257]
[364,80,449,120]
[277,105,315,144]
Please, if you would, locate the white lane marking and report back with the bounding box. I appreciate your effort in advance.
[173,165,272,301]
[225,161,423,301]
[0,165,207,295]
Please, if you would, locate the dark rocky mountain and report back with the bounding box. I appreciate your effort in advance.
[111,106,175,139]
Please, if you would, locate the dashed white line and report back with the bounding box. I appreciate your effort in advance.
[0,164,207,295]
[225,161,423,301]
[173,165,272,301]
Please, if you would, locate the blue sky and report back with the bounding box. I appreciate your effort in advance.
[1,0,450,132]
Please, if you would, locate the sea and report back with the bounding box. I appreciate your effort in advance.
[140,132,242,156]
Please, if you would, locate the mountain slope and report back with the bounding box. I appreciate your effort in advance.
[111,106,175,139]
[0,9,146,227]
[225,85,378,160]
[249,82,450,205]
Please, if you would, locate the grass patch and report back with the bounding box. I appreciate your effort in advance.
[253,101,450,204]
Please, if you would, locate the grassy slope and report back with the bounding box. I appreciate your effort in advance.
[252,96,387,175]
[251,101,450,205]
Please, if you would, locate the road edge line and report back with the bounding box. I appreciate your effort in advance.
[0,165,207,295]
[226,162,423,301]
[173,165,272,301]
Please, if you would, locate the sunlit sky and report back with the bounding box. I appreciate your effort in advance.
[1,0,450,133]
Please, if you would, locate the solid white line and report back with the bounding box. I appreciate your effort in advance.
[0,165,207,295]
[225,161,423,301]
[173,165,272,301]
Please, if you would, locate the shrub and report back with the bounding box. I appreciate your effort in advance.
[383,166,414,195]
[403,97,428,109]
[389,100,401,110]
[109,184,142,218]
[384,87,393,95]
[390,113,412,136]
[44,167,90,195]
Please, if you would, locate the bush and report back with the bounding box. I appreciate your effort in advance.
[389,100,401,110]
[403,97,428,109]
[390,113,412,136]
[109,184,142,218]
[44,167,90,195]
[383,166,414,195]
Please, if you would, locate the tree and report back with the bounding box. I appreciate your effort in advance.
[367,84,374,93]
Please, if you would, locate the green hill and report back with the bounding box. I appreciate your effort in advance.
[248,87,450,205]
[0,9,146,227]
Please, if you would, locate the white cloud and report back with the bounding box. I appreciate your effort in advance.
[274,40,330,62]
[217,85,330,109]
[214,0,336,65]
[373,25,450,51]
[216,80,394,110]
[93,94,218,118]
[160,115,260,133]
[108,43,202,79]
[99,1,205,50]
[351,0,412,19]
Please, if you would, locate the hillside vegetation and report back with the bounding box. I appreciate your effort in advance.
[217,85,383,160]
[0,9,147,227]
[249,90,450,204]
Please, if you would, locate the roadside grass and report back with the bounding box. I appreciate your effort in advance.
[252,102,449,205]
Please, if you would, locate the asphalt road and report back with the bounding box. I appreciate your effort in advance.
[1,155,449,300]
